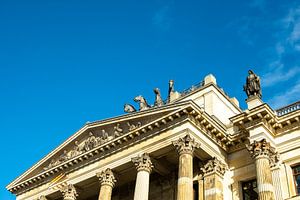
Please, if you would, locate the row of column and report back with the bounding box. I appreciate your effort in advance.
[38,136,282,200]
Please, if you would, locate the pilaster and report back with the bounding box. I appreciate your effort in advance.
[201,157,227,200]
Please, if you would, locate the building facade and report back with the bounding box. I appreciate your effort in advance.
[6,74,300,200]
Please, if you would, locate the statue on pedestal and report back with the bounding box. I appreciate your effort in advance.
[243,70,262,98]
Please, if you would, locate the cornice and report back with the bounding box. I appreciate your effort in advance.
[230,103,300,136]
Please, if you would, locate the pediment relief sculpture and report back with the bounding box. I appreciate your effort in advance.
[44,121,142,171]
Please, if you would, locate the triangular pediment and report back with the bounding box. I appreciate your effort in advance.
[7,101,195,194]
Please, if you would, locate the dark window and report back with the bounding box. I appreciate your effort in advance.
[242,179,258,200]
[292,164,300,195]
[193,182,199,200]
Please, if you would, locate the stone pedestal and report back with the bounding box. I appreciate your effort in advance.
[201,158,226,200]
[60,184,78,200]
[173,135,200,200]
[132,153,153,200]
[247,139,276,200]
[246,96,263,110]
[97,168,116,200]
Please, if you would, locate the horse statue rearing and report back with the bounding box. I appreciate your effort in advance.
[134,95,150,111]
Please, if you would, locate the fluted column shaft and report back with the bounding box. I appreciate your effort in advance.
[173,135,200,200]
[178,153,193,200]
[255,155,274,200]
[247,139,275,200]
[132,153,153,200]
[271,166,283,200]
[97,168,116,200]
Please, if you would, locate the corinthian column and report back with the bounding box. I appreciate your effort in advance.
[97,168,116,200]
[60,184,78,200]
[132,153,153,200]
[172,134,200,200]
[200,157,227,200]
[246,139,275,200]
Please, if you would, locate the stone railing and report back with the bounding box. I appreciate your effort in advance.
[276,101,300,117]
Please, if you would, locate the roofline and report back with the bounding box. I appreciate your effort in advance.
[6,100,194,189]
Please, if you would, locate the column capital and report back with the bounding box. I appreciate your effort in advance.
[172,134,200,155]
[200,157,227,177]
[132,153,153,173]
[97,168,117,188]
[246,138,276,159]
[60,184,78,200]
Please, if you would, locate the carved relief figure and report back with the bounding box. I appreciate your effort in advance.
[70,141,82,158]
[134,95,150,111]
[114,123,123,137]
[154,88,164,107]
[243,70,262,98]
[59,150,69,163]
[101,129,113,142]
[84,132,98,152]
[124,104,136,113]
[127,121,142,131]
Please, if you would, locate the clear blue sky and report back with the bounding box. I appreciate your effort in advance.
[1,0,300,199]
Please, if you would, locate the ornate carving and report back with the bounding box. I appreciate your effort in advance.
[270,151,281,168]
[114,123,123,137]
[132,153,153,173]
[97,168,117,187]
[60,184,78,200]
[101,129,113,142]
[200,157,227,176]
[84,132,98,152]
[134,95,151,111]
[246,138,276,159]
[154,88,164,107]
[172,134,200,155]
[70,141,82,158]
[243,70,262,98]
[124,104,137,113]
[127,121,142,131]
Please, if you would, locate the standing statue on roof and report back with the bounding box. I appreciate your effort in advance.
[243,70,262,99]
[154,88,164,107]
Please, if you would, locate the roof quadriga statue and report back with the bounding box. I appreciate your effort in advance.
[7,72,300,200]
